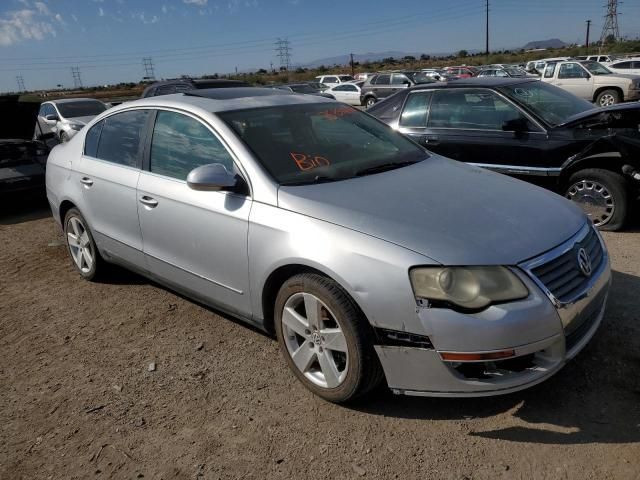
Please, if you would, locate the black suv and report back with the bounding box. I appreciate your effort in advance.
[368,77,640,230]
[141,78,250,98]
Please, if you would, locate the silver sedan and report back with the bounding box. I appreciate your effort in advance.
[46,88,611,403]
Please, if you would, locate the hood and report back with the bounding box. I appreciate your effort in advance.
[62,115,95,125]
[559,102,640,128]
[0,95,40,140]
[594,73,640,83]
[277,156,586,265]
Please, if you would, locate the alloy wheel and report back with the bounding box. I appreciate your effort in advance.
[281,292,349,389]
[66,216,94,273]
[566,179,615,227]
[598,94,616,107]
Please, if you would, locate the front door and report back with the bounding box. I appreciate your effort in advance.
[555,63,593,101]
[75,109,149,267]
[136,109,252,317]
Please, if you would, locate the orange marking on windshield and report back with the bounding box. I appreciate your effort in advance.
[319,107,356,120]
[290,152,331,171]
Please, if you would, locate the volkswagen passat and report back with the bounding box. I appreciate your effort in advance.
[46,88,611,403]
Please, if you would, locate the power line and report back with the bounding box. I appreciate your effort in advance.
[142,57,156,81]
[600,0,621,44]
[275,38,292,70]
[16,75,25,92]
[71,66,83,89]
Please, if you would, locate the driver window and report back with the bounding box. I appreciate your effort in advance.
[150,110,234,180]
[558,63,587,79]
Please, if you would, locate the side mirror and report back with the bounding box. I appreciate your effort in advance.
[187,163,241,192]
[44,114,59,124]
[502,117,529,133]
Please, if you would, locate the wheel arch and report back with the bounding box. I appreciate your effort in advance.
[593,86,624,103]
[560,153,628,187]
[58,199,77,225]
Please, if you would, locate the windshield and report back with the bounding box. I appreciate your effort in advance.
[498,81,594,127]
[339,75,354,82]
[581,61,612,75]
[504,68,526,77]
[407,72,437,84]
[219,103,427,185]
[57,100,107,119]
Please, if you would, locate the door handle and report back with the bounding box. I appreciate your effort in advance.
[423,135,440,146]
[80,177,93,187]
[139,196,158,208]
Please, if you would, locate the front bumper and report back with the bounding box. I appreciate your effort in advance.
[375,224,611,397]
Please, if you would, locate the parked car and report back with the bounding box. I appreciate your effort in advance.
[477,67,533,78]
[541,60,640,106]
[360,72,415,108]
[442,66,477,79]
[314,75,354,88]
[141,78,250,98]
[271,83,335,99]
[354,72,375,81]
[324,81,364,105]
[606,58,640,76]
[46,87,611,402]
[1,95,51,195]
[36,98,108,142]
[586,54,621,64]
[368,77,640,230]
[526,57,572,75]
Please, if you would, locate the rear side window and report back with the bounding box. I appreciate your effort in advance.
[323,76,338,83]
[400,92,432,127]
[84,121,103,157]
[611,61,631,69]
[96,110,149,167]
[150,110,234,180]
[375,74,391,85]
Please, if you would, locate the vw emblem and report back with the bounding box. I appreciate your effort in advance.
[577,248,592,277]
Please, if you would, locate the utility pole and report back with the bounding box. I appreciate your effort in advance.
[275,38,292,71]
[16,75,26,92]
[142,57,156,81]
[270,61,274,73]
[600,0,620,45]
[71,66,83,89]
[350,53,355,76]
[485,0,490,59]
[585,20,592,54]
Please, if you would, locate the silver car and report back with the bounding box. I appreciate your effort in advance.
[36,98,108,142]
[46,88,611,403]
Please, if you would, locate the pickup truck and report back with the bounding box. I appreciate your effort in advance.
[541,60,640,107]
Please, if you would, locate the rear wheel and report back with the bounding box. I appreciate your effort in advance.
[595,89,620,107]
[364,97,377,108]
[274,273,383,403]
[63,208,104,280]
[565,168,628,231]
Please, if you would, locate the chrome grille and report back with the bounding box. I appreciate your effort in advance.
[530,227,604,303]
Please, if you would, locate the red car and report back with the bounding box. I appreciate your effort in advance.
[443,66,478,79]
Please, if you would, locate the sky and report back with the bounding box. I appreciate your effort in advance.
[1,0,639,92]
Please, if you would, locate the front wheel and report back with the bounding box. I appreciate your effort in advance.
[274,273,383,403]
[595,89,620,107]
[565,168,628,231]
[363,97,376,108]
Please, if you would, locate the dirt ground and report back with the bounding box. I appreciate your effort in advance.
[1,196,639,480]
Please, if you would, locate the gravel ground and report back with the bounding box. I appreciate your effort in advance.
[1,196,639,480]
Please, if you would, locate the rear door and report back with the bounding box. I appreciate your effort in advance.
[75,109,150,267]
[136,109,252,316]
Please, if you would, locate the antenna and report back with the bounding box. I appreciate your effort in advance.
[275,38,292,71]
[71,66,83,89]
[600,0,621,44]
[142,57,156,81]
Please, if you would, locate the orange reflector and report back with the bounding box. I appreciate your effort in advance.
[439,349,515,362]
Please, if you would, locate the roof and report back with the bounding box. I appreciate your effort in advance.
[46,97,104,105]
[111,87,334,114]
[407,77,536,90]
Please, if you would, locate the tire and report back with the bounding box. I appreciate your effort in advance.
[364,97,377,108]
[63,208,104,280]
[274,273,384,403]
[60,131,70,143]
[565,168,628,231]
[595,89,620,107]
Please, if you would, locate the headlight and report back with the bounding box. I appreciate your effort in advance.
[69,123,84,131]
[409,266,528,310]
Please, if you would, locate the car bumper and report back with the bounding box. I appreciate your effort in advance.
[375,224,611,397]
[626,88,640,101]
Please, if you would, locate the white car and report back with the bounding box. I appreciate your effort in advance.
[36,98,108,142]
[325,81,364,105]
[606,59,640,76]
[314,75,355,88]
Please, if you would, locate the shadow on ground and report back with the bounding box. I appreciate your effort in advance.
[0,193,50,225]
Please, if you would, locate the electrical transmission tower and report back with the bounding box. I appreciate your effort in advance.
[275,38,292,70]
[142,57,156,80]
[600,0,620,44]
[71,66,83,89]
[16,75,26,92]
